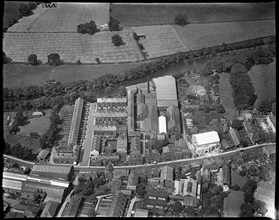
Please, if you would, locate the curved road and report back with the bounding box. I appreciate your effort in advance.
[4,143,275,172]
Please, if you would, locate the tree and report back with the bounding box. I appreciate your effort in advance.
[112,34,125,46]
[12,163,20,169]
[204,105,211,113]
[133,32,140,41]
[77,60,82,65]
[231,119,243,130]
[95,58,101,64]
[174,14,188,26]
[240,140,248,147]
[119,86,127,97]
[173,201,183,213]
[216,104,226,114]
[47,53,62,66]
[28,54,38,65]
[185,207,196,217]
[77,20,100,35]
[271,102,276,115]
[239,169,246,177]
[108,16,121,31]
[240,203,254,217]
[258,99,272,113]
[105,86,113,97]
[232,184,240,191]
[244,191,254,203]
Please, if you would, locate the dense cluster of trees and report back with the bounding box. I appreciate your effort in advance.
[112,34,125,46]
[174,14,189,26]
[77,20,100,35]
[19,2,38,17]
[240,179,258,217]
[149,138,169,154]
[47,53,63,66]
[39,109,61,149]
[4,142,37,161]
[8,109,28,134]
[108,16,121,31]
[258,99,274,114]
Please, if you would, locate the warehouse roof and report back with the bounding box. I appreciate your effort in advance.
[32,164,73,174]
[158,115,167,134]
[2,179,22,190]
[192,131,220,146]
[134,209,149,217]
[3,171,27,181]
[153,76,177,105]
[160,166,173,182]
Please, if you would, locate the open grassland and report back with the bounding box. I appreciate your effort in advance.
[111,3,275,27]
[224,190,244,217]
[248,59,276,108]
[219,72,238,121]
[3,1,27,29]
[18,116,51,136]
[173,20,275,51]
[3,61,150,88]
[132,25,187,59]
[7,3,110,32]
[3,29,144,64]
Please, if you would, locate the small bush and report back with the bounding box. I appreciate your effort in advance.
[77,60,82,65]
[174,14,189,26]
[138,43,145,50]
[95,58,101,64]
[133,32,140,41]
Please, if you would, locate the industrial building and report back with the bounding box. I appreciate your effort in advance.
[153,76,178,108]
[31,165,74,181]
[68,97,84,146]
[160,166,174,189]
[191,131,220,156]
[158,115,167,134]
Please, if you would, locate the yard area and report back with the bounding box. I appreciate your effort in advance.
[3,29,144,64]
[248,59,276,108]
[223,190,244,217]
[111,3,275,27]
[231,171,248,188]
[18,116,50,136]
[3,61,149,89]
[219,72,238,121]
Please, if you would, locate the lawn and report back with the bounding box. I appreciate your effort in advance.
[18,116,51,136]
[8,3,110,32]
[231,171,248,188]
[3,62,150,89]
[223,190,244,217]
[248,59,276,108]
[111,3,275,27]
[3,30,144,64]
[219,72,238,121]
[173,20,275,52]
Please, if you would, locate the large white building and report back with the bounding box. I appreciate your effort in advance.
[191,131,220,156]
[158,115,167,134]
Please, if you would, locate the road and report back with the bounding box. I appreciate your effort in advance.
[74,143,275,172]
[4,143,275,173]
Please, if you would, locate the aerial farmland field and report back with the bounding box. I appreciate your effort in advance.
[3,1,27,29]
[3,29,144,64]
[132,25,187,59]
[7,2,110,32]
[173,20,275,51]
[111,3,275,27]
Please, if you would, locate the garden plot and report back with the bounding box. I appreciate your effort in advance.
[173,20,275,51]
[3,29,144,63]
[132,25,188,59]
[8,3,110,32]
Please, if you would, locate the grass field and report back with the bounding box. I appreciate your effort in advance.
[3,61,151,88]
[111,3,275,27]
[219,72,238,121]
[223,190,244,217]
[132,25,187,59]
[7,3,110,32]
[248,59,276,108]
[3,1,27,29]
[18,116,51,136]
[231,171,247,188]
[173,20,275,52]
[3,29,144,64]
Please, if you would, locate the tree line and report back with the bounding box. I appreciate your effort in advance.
[3,36,275,112]
[202,45,275,110]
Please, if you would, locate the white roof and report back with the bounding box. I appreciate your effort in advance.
[158,115,167,134]
[192,131,220,146]
[32,111,43,116]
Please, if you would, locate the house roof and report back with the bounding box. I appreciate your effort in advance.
[108,191,128,217]
[37,149,51,159]
[97,97,127,103]
[160,166,173,182]
[134,209,149,217]
[12,204,41,217]
[31,164,73,174]
[192,131,220,146]
[40,201,60,217]
[32,111,43,116]
[128,172,139,188]
[62,195,83,217]
[2,179,22,190]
